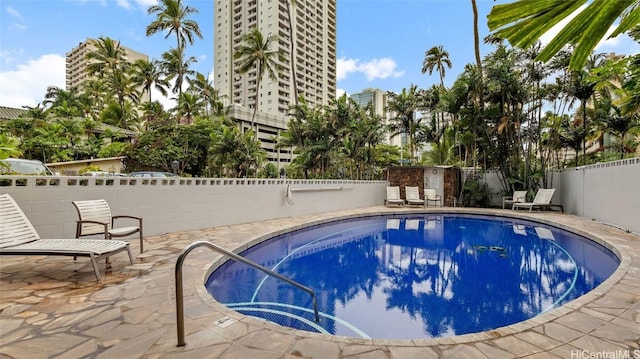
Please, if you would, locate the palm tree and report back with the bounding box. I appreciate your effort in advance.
[234,28,283,126]
[146,0,202,52]
[471,0,483,74]
[146,0,202,95]
[160,47,197,96]
[43,86,85,118]
[600,106,640,159]
[86,37,128,78]
[422,45,452,88]
[567,54,603,163]
[173,92,205,124]
[487,0,639,70]
[188,72,223,116]
[386,85,422,164]
[130,59,169,102]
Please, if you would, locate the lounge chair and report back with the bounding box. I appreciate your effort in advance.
[385,186,405,207]
[424,188,442,207]
[512,188,564,213]
[0,194,133,281]
[405,186,424,207]
[72,199,144,252]
[503,190,527,209]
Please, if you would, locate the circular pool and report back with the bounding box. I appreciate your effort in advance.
[205,214,619,339]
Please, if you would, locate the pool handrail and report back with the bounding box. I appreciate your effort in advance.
[174,240,320,347]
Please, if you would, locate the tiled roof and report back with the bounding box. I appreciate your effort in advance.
[0,106,28,120]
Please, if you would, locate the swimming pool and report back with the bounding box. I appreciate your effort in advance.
[205,214,619,339]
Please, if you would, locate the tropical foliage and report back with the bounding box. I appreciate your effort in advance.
[3,0,639,194]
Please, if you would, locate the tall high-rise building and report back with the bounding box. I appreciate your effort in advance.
[350,88,402,147]
[66,38,150,101]
[214,0,336,116]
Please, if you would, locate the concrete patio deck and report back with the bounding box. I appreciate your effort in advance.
[1,207,639,358]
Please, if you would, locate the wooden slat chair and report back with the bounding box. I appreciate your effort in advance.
[0,194,133,281]
[72,199,144,253]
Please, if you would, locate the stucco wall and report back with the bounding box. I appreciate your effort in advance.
[0,177,388,239]
[480,157,640,234]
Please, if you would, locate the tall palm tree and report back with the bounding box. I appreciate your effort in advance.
[146,0,202,95]
[86,37,128,78]
[422,45,452,88]
[386,85,422,164]
[130,59,169,102]
[471,0,483,75]
[234,28,283,126]
[188,72,223,116]
[160,47,197,96]
[146,0,202,52]
[487,0,639,70]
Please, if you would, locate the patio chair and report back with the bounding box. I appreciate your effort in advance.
[385,186,405,207]
[512,188,564,213]
[72,199,144,252]
[0,194,133,281]
[424,188,442,207]
[405,186,424,207]
[503,190,528,209]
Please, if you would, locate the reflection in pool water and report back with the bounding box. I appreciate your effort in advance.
[206,214,619,339]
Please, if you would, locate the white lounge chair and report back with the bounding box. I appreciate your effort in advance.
[424,188,442,207]
[0,194,133,281]
[385,186,405,207]
[405,186,424,207]
[512,188,564,213]
[72,199,144,252]
[503,190,527,209]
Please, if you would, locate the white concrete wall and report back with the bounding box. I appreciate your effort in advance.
[0,177,388,239]
[550,158,640,234]
[479,157,640,234]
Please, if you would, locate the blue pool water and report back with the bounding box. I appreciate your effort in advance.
[205,214,619,339]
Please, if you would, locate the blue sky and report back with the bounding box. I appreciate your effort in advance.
[1,0,639,110]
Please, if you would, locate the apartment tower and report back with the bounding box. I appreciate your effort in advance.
[66,38,150,101]
[214,0,337,116]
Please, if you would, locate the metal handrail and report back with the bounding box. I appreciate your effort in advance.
[174,240,320,347]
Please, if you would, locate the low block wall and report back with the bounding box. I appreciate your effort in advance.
[0,177,388,239]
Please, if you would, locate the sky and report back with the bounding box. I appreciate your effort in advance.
[1,0,639,110]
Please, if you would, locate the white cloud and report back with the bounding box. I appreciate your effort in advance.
[6,5,27,30]
[116,0,133,10]
[6,6,23,20]
[336,58,359,81]
[135,0,157,7]
[337,57,404,82]
[336,88,346,98]
[0,54,65,108]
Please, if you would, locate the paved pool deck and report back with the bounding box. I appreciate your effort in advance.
[1,207,639,358]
